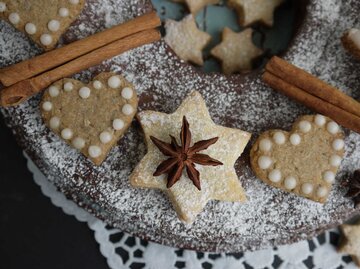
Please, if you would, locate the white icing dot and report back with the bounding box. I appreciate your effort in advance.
[88,145,102,158]
[100,131,113,144]
[0,2,6,12]
[330,155,342,167]
[25,23,37,35]
[121,87,133,99]
[58,7,69,17]
[332,139,345,151]
[79,87,91,99]
[122,104,134,115]
[316,186,328,198]
[108,76,121,88]
[63,82,74,92]
[268,169,282,183]
[284,176,297,190]
[323,170,335,183]
[49,117,60,129]
[259,138,272,152]
[93,80,103,90]
[327,121,339,134]
[40,34,53,46]
[289,133,301,146]
[113,119,125,130]
[315,114,326,127]
[301,183,314,195]
[69,0,80,4]
[9,13,20,24]
[72,137,85,150]
[258,156,272,170]
[299,120,312,133]
[48,20,60,32]
[61,128,73,140]
[42,101,53,111]
[49,86,60,97]
[273,132,286,145]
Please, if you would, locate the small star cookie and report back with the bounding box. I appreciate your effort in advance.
[228,0,284,27]
[211,27,263,74]
[130,91,251,224]
[164,15,211,66]
[338,222,360,266]
[172,0,220,15]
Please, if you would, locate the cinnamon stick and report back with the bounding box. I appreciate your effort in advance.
[266,56,360,118]
[0,12,161,87]
[0,29,160,107]
[263,71,360,134]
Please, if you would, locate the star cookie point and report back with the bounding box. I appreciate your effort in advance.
[338,222,360,266]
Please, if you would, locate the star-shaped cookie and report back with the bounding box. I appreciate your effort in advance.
[338,222,360,266]
[211,27,263,75]
[130,91,251,224]
[172,0,220,15]
[164,15,211,66]
[228,0,284,27]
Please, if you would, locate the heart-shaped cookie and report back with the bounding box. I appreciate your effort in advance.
[0,0,85,50]
[250,115,345,203]
[41,72,138,165]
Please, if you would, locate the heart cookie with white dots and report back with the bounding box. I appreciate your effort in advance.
[0,0,85,50]
[41,72,138,165]
[250,115,345,203]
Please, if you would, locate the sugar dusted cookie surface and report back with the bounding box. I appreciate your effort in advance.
[130,91,251,224]
[250,115,345,203]
[41,72,138,165]
[0,0,85,50]
[342,28,360,60]
[338,222,360,267]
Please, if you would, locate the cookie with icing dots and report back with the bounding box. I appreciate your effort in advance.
[342,28,360,60]
[41,72,138,165]
[250,115,345,203]
[0,0,85,50]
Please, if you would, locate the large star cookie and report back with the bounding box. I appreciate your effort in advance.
[228,0,284,27]
[130,91,251,223]
[173,0,220,15]
[211,27,263,75]
[338,222,360,266]
[164,15,211,66]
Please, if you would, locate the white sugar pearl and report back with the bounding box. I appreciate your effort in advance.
[273,132,286,145]
[49,86,60,97]
[93,80,103,90]
[25,23,37,35]
[49,117,60,129]
[79,87,91,99]
[299,120,312,133]
[48,20,60,32]
[40,34,53,46]
[327,121,339,134]
[58,7,69,17]
[332,139,345,151]
[69,0,80,4]
[108,76,121,88]
[0,2,6,12]
[61,128,73,140]
[258,156,272,170]
[316,186,328,198]
[289,133,301,146]
[315,114,326,127]
[122,104,134,115]
[64,82,74,92]
[268,169,282,183]
[259,138,272,152]
[72,137,85,150]
[113,119,124,130]
[323,170,335,183]
[9,13,20,24]
[42,101,53,111]
[284,176,297,190]
[330,155,342,167]
[121,87,133,99]
[100,131,113,144]
[88,145,102,158]
[301,183,314,195]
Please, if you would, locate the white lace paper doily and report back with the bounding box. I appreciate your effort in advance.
[24,153,357,269]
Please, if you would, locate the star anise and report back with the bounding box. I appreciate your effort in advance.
[150,116,223,190]
[345,170,360,208]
